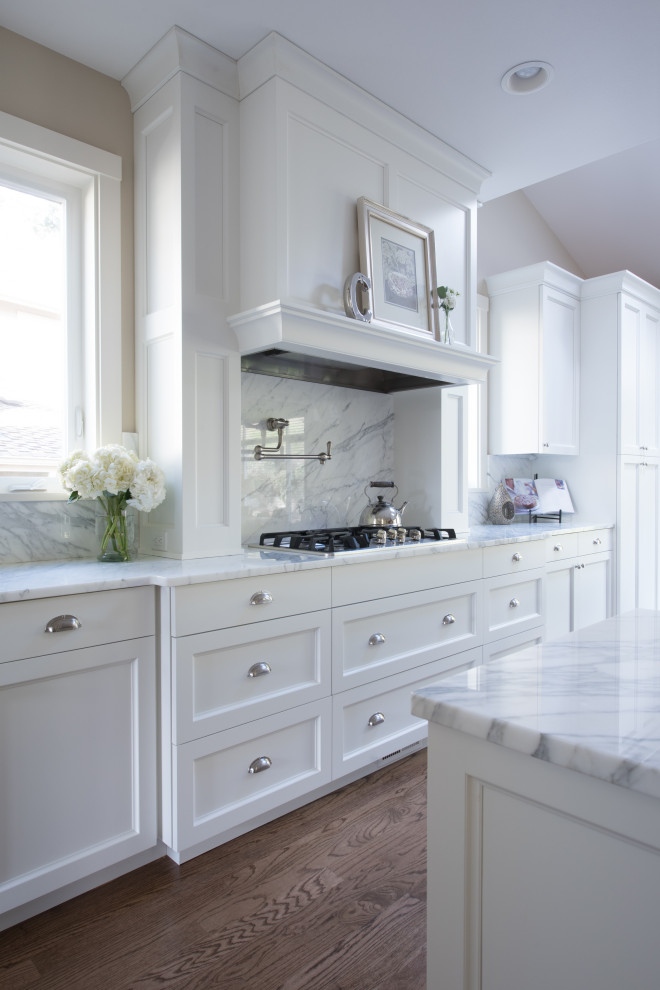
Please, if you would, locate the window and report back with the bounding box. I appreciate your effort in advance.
[0,111,122,498]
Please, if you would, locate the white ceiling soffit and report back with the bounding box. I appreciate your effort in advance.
[1,0,659,287]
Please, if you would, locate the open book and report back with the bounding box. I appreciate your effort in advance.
[504,478,574,515]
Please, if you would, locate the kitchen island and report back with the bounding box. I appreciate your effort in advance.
[412,610,660,990]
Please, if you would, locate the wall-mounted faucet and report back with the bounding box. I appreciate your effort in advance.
[254,417,332,465]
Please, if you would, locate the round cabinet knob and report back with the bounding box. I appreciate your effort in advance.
[368,712,385,727]
[248,661,272,678]
[554,544,562,552]
[442,613,456,626]
[368,633,386,646]
[248,756,272,774]
[543,442,550,447]
[249,590,273,606]
[509,598,520,609]
[512,552,522,562]
[44,614,82,634]
[593,537,602,546]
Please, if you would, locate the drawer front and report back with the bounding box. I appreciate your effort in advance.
[331,548,482,606]
[333,648,482,777]
[484,570,544,642]
[172,611,331,743]
[332,581,482,691]
[578,528,613,555]
[0,587,155,663]
[483,540,546,578]
[482,628,543,664]
[171,699,331,852]
[545,533,580,562]
[172,568,331,636]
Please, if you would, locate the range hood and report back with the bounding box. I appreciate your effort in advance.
[229,300,496,394]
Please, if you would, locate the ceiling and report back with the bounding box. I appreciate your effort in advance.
[2,0,659,287]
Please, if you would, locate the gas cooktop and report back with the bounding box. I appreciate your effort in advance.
[250,525,461,557]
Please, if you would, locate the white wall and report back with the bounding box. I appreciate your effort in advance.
[477,191,583,292]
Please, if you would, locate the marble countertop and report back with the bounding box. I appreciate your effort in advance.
[0,518,611,603]
[412,610,660,801]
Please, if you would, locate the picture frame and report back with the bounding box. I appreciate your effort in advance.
[357,197,438,338]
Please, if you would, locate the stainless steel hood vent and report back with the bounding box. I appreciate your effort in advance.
[241,348,447,393]
[229,300,497,392]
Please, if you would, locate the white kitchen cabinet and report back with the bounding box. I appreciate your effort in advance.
[487,262,582,456]
[542,271,660,613]
[544,530,613,641]
[482,541,545,646]
[0,588,157,927]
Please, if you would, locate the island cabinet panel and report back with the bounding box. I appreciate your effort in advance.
[425,723,660,990]
[0,588,157,927]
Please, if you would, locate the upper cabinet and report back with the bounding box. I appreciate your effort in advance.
[619,293,660,456]
[487,263,582,456]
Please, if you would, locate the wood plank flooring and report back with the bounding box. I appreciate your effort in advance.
[0,750,427,989]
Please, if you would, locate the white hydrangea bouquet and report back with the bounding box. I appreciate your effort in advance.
[59,444,166,561]
[436,286,459,344]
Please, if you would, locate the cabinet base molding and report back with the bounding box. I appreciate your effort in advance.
[0,843,165,934]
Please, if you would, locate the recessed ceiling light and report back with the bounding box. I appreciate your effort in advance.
[501,61,555,95]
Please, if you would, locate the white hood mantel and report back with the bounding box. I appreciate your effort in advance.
[229,300,496,393]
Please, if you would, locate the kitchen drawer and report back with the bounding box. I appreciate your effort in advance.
[545,533,580,562]
[172,611,331,743]
[170,698,331,853]
[578,528,613,555]
[483,540,546,578]
[331,581,482,691]
[332,648,482,777]
[483,569,544,643]
[331,547,482,606]
[171,568,331,636]
[0,587,155,664]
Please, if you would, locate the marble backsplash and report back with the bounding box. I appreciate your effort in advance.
[241,373,395,546]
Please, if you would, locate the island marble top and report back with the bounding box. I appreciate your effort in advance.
[412,610,660,801]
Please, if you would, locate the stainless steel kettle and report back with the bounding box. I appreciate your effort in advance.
[359,481,408,527]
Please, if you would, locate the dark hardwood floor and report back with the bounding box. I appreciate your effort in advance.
[0,750,427,990]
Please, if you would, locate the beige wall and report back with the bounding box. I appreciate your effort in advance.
[477,190,583,293]
[0,27,136,431]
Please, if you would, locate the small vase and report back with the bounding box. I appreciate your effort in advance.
[442,309,455,345]
[97,494,131,562]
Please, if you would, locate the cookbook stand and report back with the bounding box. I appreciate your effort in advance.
[527,473,562,524]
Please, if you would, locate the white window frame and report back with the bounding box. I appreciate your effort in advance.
[0,110,122,499]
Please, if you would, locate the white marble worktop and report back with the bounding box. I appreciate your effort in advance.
[0,519,611,603]
[412,609,660,801]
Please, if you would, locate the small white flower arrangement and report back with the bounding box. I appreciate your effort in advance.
[436,286,459,344]
[59,444,166,560]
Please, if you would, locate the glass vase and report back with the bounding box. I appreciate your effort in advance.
[97,494,131,562]
[442,310,455,345]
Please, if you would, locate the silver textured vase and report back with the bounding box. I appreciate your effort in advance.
[488,482,515,525]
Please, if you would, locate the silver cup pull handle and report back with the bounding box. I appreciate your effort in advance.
[368,712,385,727]
[248,662,272,678]
[249,591,273,606]
[45,614,82,633]
[512,552,522,562]
[248,756,272,774]
[509,598,520,609]
[368,633,386,646]
[442,613,456,626]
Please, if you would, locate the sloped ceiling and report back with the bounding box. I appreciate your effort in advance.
[1,0,659,287]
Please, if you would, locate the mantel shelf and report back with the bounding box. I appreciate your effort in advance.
[229,300,497,390]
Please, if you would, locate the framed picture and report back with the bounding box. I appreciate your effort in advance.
[357,197,438,337]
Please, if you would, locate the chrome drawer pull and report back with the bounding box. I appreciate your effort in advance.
[248,662,271,678]
[249,591,273,606]
[554,544,562,552]
[45,614,82,634]
[593,537,602,545]
[509,598,520,609]
[512,552,522,562]
[368,712,385,727]
[368,633,386,646]
[442,613,456,626]
[248,756,272,774]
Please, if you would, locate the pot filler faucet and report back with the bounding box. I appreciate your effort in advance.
[253,417,332,465]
